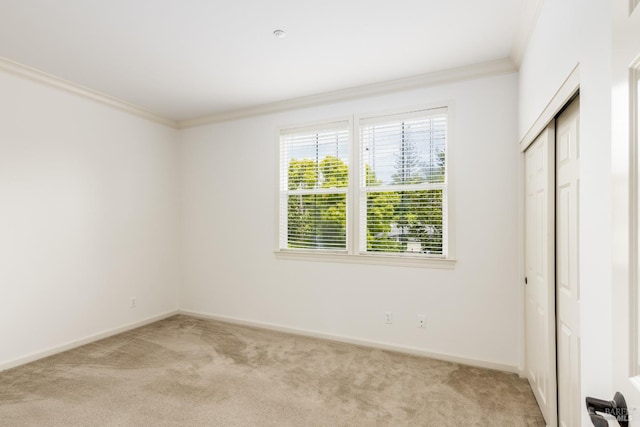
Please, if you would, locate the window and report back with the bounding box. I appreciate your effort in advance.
[359,109,448,256]
[278,107,451,264]
[279,121,350,251]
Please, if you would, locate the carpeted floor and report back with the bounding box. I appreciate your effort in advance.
[0,315,544,426]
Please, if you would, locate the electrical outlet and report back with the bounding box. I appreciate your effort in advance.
[385,311,393,324]
[417,314,426,328]
[130,297,136,308]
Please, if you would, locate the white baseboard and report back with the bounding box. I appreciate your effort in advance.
[518,367,527,379]
[1,309,519,375]
[0,310,179,372]
[179,309,519,374]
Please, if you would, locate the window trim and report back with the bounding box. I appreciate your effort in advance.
[274,250,456,269]
[275,103,456,268]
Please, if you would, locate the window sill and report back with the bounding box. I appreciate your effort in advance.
[274,250,456,269]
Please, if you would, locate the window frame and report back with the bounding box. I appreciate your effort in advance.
[356,106,450,258]
[275,103,456,269]
[277,118,353,254]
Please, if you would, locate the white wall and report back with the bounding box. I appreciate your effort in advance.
[519,0,613,423]
[0,70,179,368]
[178,73,522,370]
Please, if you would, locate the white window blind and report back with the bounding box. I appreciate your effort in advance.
[279,122,350,251]
[359,108,447,257]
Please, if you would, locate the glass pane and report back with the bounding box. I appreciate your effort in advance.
[284,129,349,191]
[287,193,347,250]
[361,116,446,186]
[366,189,443,255]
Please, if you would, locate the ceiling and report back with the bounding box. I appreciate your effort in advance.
[0,0,532,122]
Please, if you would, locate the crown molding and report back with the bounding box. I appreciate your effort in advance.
[0,56,178,128]
[0,55,517,130]
[178,58,517,129]
[510,0,544,67]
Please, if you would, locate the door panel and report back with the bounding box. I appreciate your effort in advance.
[555,97,581,427]
[525,124,557,426]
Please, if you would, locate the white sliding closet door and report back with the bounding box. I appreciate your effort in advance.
[525,124,557,427]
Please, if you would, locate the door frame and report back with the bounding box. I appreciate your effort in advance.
[520,67,581,424]
[519,66,580,153]
[520,66,580,373]
[611,0,640,419]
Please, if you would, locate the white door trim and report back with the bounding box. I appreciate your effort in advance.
[520,65,580,153]
[611,0,640,422]
[518,70,581,379]
[628,60,640,380]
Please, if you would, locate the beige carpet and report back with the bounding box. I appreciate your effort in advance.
[0,315,544,426]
